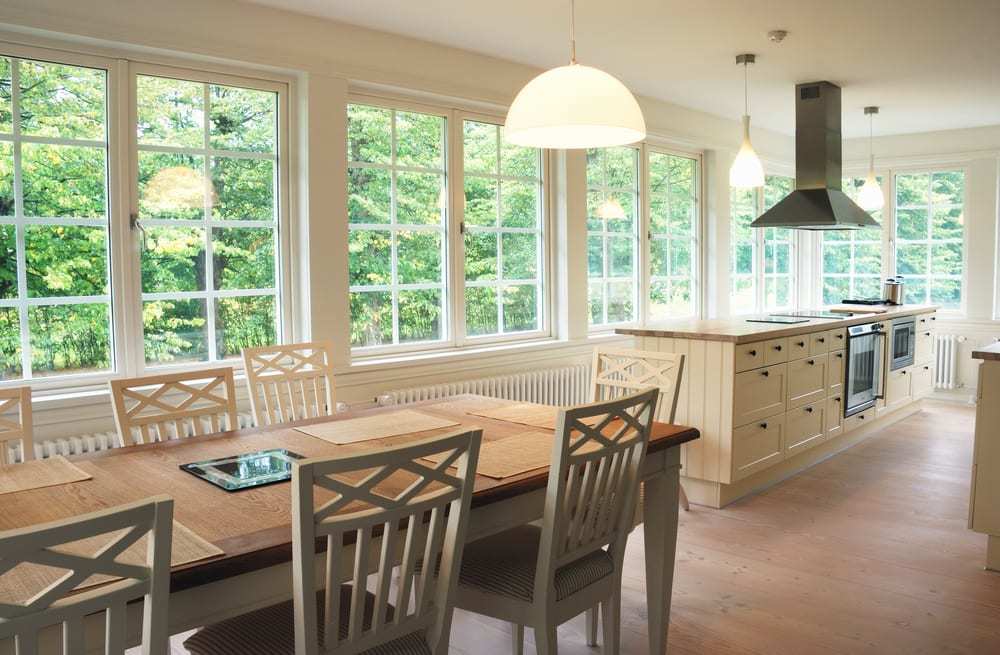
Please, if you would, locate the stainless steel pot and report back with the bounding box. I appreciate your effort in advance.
[883,277,904,305]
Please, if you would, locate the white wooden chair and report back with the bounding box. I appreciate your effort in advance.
[450,389,658,655]
[182,428,482,655]
[242,341,336,427]
[0,385,34,465]
[108,367,238,447]
[0,496,173,655]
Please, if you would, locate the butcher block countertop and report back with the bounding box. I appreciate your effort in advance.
[972,342,1000,361]
[617,304,938,344]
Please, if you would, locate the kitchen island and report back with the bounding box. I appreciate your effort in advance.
[970,342,1000,571]
[618,305,938,507]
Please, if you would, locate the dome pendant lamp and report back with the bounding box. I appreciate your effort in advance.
[857,106,885,212]
[503,0,646,149]
[729,54,765,188]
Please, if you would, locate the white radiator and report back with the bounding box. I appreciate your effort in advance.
[934,334,961,389]
[386,364,592,407]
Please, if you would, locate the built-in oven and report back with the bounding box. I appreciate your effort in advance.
[889,316,916,370]
[845,321,885,417]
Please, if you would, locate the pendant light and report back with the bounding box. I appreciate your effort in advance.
[596,196,626,220]
[729,54,765,188]
[857,106,885,211]
[503,0,646,149]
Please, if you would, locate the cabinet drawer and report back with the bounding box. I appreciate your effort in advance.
[732,415,785,481]
[916,312,936,329]
[809,331,831,355]
[788,335,810,359]
[786,400,826,456]
[912,363,935,398]
[735,342,767,373]
[734,363,788,426]
[787,356,828,409]
[764,338,789,365]
[827,328,847,351]
[843,408,873,433]
[884,367,913,411]
[827,350,845,395]
[915,329,934,364]
[826,395,844,439]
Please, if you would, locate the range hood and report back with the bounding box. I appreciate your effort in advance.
[751,81,879,230]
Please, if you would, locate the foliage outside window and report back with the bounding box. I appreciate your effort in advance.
[894,170,964,308]
[821,177,884,305]
[0,56,112,380]
[648,151,698,320]
[136,74,280,365]
[729,187,757,314]
[462,120,543,338]
[587,147,639,327]
[762,175,794,310]
[347,104,448,348]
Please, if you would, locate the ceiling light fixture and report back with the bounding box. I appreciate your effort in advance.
[503,0,646,149]
[596,196,626,220]
[729,54,765,189]
[857,106,885,212]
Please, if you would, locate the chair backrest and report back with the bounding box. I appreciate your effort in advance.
[534,389,658,605]
[591,347,685,423]
[0,496,173,655]
[0,386,33,465]
[109,367,238,446]
[242,341,336,427]
[291,429,481,655]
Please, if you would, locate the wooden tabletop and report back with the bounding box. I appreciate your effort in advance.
[0,395,698,593]
[972,342,1000,361]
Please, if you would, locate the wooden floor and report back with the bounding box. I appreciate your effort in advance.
[166,401,1000,654]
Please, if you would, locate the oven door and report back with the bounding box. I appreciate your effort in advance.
[890,320,916,370]
[846,329,884,416]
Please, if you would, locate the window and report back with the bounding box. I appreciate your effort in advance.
[821,177,884,304]
[728,174,795,313]
[894,170,964,308]
[587,147,639,327]
[647,150,698,320]
[0,55,112,380]
[462,120,543,338]
[135,72,281,365]
[347,104,448,349]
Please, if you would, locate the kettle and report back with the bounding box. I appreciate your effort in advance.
[883,277,904,305]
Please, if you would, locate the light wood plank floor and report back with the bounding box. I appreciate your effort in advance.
[164,401,999,654]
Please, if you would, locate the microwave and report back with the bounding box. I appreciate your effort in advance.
[889,316,916,371]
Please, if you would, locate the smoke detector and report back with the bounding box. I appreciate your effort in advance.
[768,30,788,43]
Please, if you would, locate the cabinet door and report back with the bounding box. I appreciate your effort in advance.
[764,338,790,365]
[826,395,844,439]
[843,408,873,433]
[787,356,828,409]
[828,350,845,395]
[732,415,785,481]
[788,336,810,360]
[884,367,913,412]
[828,328,848,352]
[915,329,934,365]
[809,331,830,355]
[912,363,935,398]
[734,363,788,426]
[786,400,826,456]
[735,341,767,373]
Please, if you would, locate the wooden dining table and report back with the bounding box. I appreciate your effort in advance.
[0,394,698,655]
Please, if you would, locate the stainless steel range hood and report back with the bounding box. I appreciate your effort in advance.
[751,81,879,230]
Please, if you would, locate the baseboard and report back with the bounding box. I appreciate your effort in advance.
[681,401,924,509]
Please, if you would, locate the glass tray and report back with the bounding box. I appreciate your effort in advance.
[180,448,305,492]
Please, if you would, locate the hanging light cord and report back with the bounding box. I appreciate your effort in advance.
[569,0,577,64]
[744,60,750,116]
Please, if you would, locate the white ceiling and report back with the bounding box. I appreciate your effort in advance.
[246,0,1000,138]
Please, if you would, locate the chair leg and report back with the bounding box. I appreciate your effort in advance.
[511,623,524,655]
[600,591,620,655]
[585,606,599,646]
[679,482,691,512]
[534,624,558,655]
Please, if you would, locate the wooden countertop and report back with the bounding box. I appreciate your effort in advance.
[617,305,938,344]
[972,342,1000,361]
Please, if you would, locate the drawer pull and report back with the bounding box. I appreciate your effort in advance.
[836,352,844,358]
[796,341,805,347]
[925,332,931,336]
[774,345,782,351]
[924,366,930,370]
[818,337,825,343]
[834,397,841,402]
[931,316,937,321]
[760,422,768,429]
[749,349,757,356]
[859,414,865,419]
[761,370,769,377]
[805,406,814,413]
[808,359,815,365]
[901,370,907,375]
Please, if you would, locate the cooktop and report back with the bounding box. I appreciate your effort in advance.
[746,316,811,324]
[770,310,851,319]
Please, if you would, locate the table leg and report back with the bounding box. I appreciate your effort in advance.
[642,447,681,655]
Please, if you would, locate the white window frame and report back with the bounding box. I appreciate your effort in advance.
[347,93,552,358]
[641,145,703,323]
[0,39,294,392]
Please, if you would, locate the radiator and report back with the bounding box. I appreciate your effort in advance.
[934,334,961,389]
[386,364,592,407]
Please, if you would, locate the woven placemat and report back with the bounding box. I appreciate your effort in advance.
[0,456,92,496]
[294,409,461,445]
[423,431,555,479]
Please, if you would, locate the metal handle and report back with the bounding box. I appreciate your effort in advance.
[805,406,813,413]
[749,349,757,356]
[834,397,841,402]
[836,353,843,358]
[130,213,148,250]
[761,370,769,377]
[808,359,815,365]
[874,330,886,400]
[818,337,825,343]
[796,341,805,347]
[775,345,782,351]
[760,422,768,429]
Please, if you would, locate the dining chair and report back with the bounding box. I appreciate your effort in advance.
[242,340,336,427]
[0,496,173,655]
[108,367,239,447]
[183,428,482,655]
[0,385,34,465]
[449,388,658,655]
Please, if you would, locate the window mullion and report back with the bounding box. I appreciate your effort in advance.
[201,82,218,362]
[10,58,32,379]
